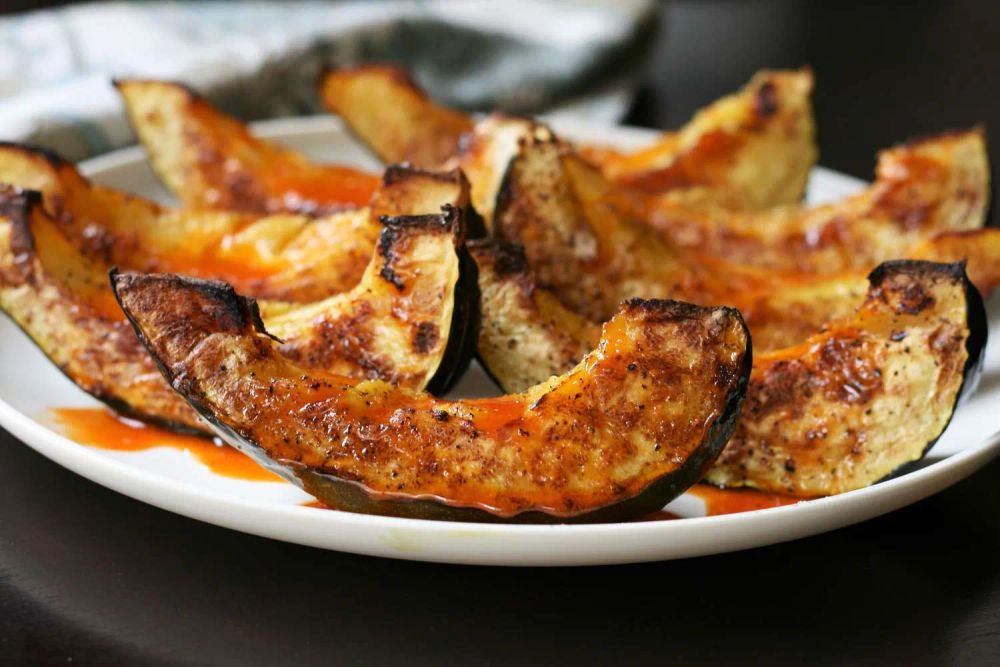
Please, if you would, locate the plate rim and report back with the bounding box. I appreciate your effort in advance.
[1,115,996,565]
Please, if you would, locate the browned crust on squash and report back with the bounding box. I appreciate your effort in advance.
[113,270,751,522]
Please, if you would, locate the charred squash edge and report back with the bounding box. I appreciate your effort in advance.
[114,270,751,523]
[869,259,988,467]
[0,190,208,433]
[706,259,988,492]
[0,188,476,440]
[373,203,481,395]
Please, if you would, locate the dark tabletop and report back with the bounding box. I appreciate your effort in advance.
[3,1,1000,665]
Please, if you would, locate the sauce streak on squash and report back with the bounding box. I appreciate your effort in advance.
[264,162,381,211]
[51,407,279,482]
[185,97,379,212]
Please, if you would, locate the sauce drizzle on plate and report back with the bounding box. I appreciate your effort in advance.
[689,484,804,515]
[51,407,280,482]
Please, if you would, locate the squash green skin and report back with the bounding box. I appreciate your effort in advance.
[422,240,481,395]
[114,273,752,523]
[289,364,748,524]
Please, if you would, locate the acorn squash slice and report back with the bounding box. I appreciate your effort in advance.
[319,64,474,169]
[470,241,987,497]
[0,190,478,432]
[472,248,986,496]
[491,125,999,345]
[319,65,816,211]
[114,79,378,214]
[113,270,751,523]
[640,129,990,274]
[586,68,817,208]
[489,125,848,340]
[0,143,470,302]
[707,260,987,496]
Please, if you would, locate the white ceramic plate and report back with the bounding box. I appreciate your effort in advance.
[2,117,998,566]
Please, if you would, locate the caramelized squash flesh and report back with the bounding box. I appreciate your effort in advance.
[0,185,478,431]
[473,247,986,496]
[0,144,468,302]
[588,68,817,208]
[319,65,474,169]
[640,129,990,275]
[115,79,378,213]
[708,260,986,495]
[114,272,751,522]
[319,65,817,211]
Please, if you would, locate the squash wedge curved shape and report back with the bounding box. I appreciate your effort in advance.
[708,260,987,496]
[114,79,378,213]
[113,271,751,522]
[0,143,469,302]
[0,190,478,432]
[641,129,990,274]
[319,64,474,169]
[319,65,816,210]
[585,68,817,208]
[473,245,986,496]
[492,125,998,347]
[490,127,859,343]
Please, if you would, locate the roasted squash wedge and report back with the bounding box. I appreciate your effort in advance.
[319,64,474,169]
[114,79,379,213]
[491,124,999,347]
[707,260,986,496]
[0,189,199,430]
[319,65,816,211]
[493,127,704,322]
[488,125,846,341]
[0,189,478,432]
[456,114,542,229]
[473,247,986,496]
[113,270,751,522]
[586,69,817,208]
[0,143,472,302]
[640,129,990,274]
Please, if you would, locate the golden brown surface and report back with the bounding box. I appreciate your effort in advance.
[320,64,474,169]
[262,205,472,392]
[708,261,982,495]
[491,122,998,350]
[473,247,983,496]
[318,66,816,213]
[115,79,378,213]
[0,178,474,431]
[454,114,538,228]
[490,125,866,347]
[586,69,817,208]
[0,190,202,430]
[0,145,477,302]
[641,130,990,274]
[115,270,750,521]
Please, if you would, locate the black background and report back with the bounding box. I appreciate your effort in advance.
[2,2,1000,665]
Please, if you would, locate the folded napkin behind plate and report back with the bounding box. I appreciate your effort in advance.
[0,0,657,160]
